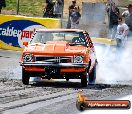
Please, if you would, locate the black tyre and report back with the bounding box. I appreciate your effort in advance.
[81,71,88,87]
[22,68,30,85]
[66,78,69,81]
[88,65,96,85]
[76,101,86,111]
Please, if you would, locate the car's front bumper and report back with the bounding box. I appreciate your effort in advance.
[20,62,89,68]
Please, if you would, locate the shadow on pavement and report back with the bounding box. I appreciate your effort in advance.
[30,80,111,90]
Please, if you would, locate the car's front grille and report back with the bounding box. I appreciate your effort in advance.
[35,56,72,63]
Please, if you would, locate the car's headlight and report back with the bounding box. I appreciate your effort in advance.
[23,54,34,62]
[74,56,83,63]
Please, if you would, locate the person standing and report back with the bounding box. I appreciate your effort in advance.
[0,0,6,14]
[122,4,132,18]
[122,4,132,38]
[115,17,129,48]
[43,0,54,18]
[70,6,81,29]
[107,2,120,39]
[69,0,79,15]
[67,0,80,28]
[53,0,63,18]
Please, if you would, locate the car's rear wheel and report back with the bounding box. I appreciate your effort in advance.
[22,68,30,85]
[81,71,88,87]
[88,65,96,85]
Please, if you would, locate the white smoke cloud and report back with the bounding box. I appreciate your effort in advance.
[95,40,132,85]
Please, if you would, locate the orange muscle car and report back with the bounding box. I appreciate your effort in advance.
[20,29,97,87]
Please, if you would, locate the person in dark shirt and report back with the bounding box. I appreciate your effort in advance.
[67,0,80,28]
[107,2,120,38]
[69,0,79,15]
[43,0,54,18]
[122,4,132,38]
[70,6,81,29]
[0,0,6,14]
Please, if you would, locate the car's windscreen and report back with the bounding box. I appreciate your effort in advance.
[30,31,87,46]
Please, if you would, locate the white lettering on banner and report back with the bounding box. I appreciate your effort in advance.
[0,27,21,37]
[0,27,35,38]
[0,25,46,47]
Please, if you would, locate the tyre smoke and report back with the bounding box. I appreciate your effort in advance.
[95,41,132,85]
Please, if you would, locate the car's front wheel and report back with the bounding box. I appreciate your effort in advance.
[66,78,69,81]
[81,71,88,87]
[22,68,30,85]
[88,65,96,85]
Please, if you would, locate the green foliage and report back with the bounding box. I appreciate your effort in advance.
[6,0,17,10]
[118,0,132,7]
[5,0,46,16]
[3,0,131,17]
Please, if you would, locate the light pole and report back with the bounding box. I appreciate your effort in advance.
[107,0,113,38]
[16,0,20,15]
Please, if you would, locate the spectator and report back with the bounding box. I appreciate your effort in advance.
[69,0,80,15]
[70,6,81,29]
[43,0,54,18]
[0,0,6,14]
[122,4,132,18]
[67,0,80,28]
[115,17,129,48]
[122,4,132,38]
[53,0,64,18]
[107,2,120,38]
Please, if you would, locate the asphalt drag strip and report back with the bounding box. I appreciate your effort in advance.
[0,45,132,114]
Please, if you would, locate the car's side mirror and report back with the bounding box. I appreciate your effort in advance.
[23,42,28,46]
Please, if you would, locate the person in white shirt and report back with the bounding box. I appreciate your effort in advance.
[122,4,132,19]
[115,17,129,48]
[122,10,129,18]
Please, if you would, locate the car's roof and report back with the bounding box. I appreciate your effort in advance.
[36,29,85,32]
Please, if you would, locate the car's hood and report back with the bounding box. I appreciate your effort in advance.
[24,41,87,55]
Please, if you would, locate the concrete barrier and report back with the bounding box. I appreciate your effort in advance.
[91,37,117,45]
